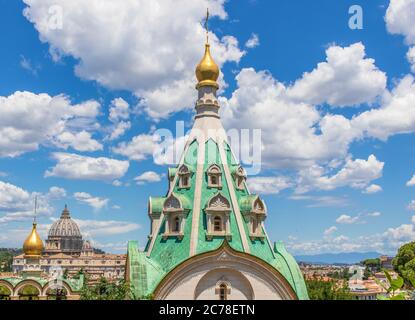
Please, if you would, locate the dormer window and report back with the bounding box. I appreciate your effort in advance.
[205,193,231,240]
[232,166,247,190]
[178,164,192,189]
[207,164,222,188]
[162,193,190,240]
[240,195,267,240]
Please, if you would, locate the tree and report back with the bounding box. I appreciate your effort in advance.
[305,279,352,300]
[80,277,132,300]
[362,258,381,272]
[375,270,415,300]
[392,242,415,284]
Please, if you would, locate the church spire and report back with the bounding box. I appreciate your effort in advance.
[195,8,220,90]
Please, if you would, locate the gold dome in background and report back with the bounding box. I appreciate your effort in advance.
[195,43,220,89]
[23,223,43,257]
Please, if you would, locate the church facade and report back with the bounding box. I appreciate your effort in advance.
[126,35,308,300]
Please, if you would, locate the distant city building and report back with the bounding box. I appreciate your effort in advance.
[12,206,126,282]
[379,255,394,270]
[0,222,83,300]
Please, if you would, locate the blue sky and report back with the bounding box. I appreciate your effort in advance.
[1,0,415,255]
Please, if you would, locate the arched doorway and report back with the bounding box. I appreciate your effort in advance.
[18,285,40,300]
[0,284,12,300]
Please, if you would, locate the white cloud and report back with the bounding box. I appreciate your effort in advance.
[112,134,158,161]
[408,200,415,211]
[363,184,383,194]
[134,171,162,185]
[324,226,337,236]
[23,0,245,119]
[0,91,101,157]
[47,186,67,199]
[406,174,415,186]
[385,0,415,45]
[352,75,415,141]
[221,68,360,169]
[74,219,140,237]
[54,130,103,152]
[20,55,39,75]
[0,181,53,224]
[287,43,386,107]
[407,47,415,73]
[290,195,349,208]
[112,180,123,187]
[296,155,384,194]
[368,211,381,217]
[245,33,259,48]
[289,215,415,255]
[336,214,359,224]
[106,98,131,141]
[109,98,130,123]
[247,176,292,195]
[45,152,129,181]
[74,192,109,211]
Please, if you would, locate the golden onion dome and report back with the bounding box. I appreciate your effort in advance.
[23,223,43,257]
[195,43,220,89]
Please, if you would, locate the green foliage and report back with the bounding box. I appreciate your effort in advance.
[305,279,352,300]
[362,258,381,275]
[374,270,408,300]
[392,242,415,284]
[0,248,21,272]
[80,277,132,300]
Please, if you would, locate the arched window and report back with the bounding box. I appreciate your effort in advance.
[178,165,192,189]
[213,216,222,232]
[207,165,222,188]
[252,218,258,234]
[219,283,228,300]
[172,216,180,233]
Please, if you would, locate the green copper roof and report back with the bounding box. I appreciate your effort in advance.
[239,194,259,213]
[0,274,84,293]
[128,137,308,300]
[149,197,165,214]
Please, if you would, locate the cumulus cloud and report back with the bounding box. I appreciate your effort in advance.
[406,174,415,186]
[245,33,259,48]
[324,226,337,236]
[386,0,415,73]
[112,134,158,161]
[47,186,67,199]
[45,152,129,181]
[134,171,162,185]
[0,181,53,224]
[106,98,131,141]
[74,192,109,211]
[287,43,386,107]
[352,75,415,141]
[247,176,292,195]
[336,214,359,224]
[408,200,415,211]
[23,0,245,119]
[296,155,384,194]
[0,91,101,157]
[221,67,359,169]
[408,47,415,73]
[385,0,415,45]
[363,184,383,194]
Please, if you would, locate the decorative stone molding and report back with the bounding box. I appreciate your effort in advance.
[205,193,232,240]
